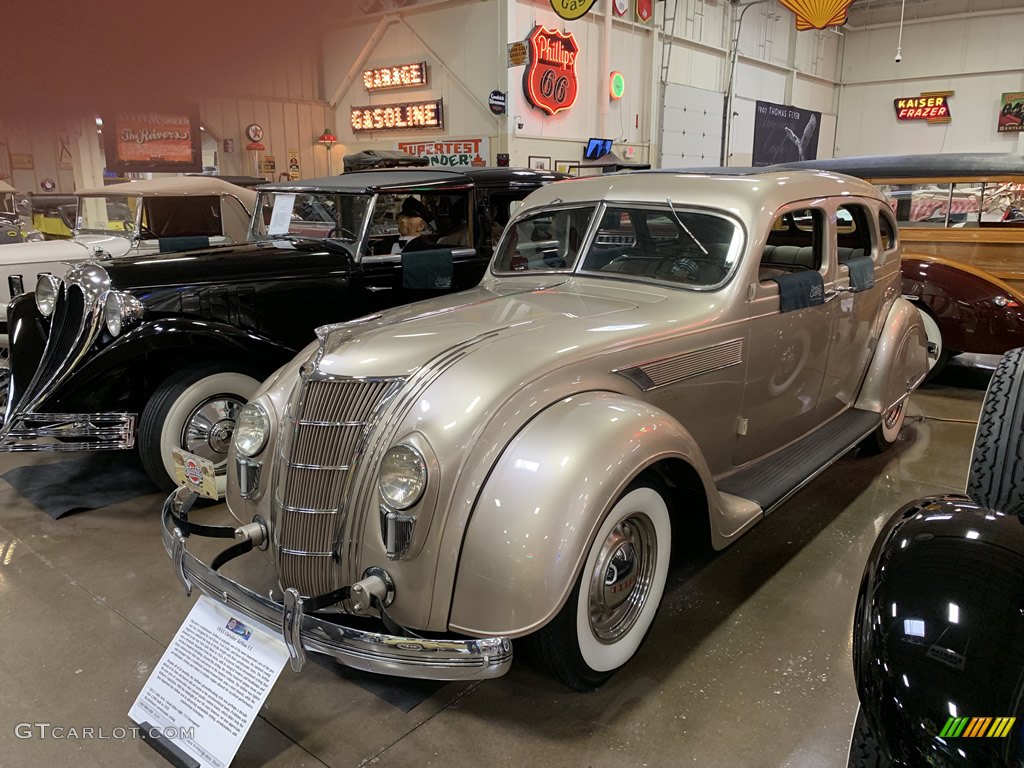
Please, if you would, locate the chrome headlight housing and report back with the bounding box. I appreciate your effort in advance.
[35,274,61,316]
[378,444,427,510]
[25,230,45,243]
[233,402,270,458]
[103,291,144,337]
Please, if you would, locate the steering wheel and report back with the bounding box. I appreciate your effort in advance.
[327,226,358,240]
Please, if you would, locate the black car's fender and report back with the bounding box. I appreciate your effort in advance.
[45,317,295,412]
[853,495,1024,766]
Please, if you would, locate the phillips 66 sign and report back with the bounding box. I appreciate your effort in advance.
[523,26,580,116]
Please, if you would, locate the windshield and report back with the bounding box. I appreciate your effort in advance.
[77,195,138,234]
[579,206,742,289]
[254,192,371,243]
[0,193,14,215]
[492,205,596,272]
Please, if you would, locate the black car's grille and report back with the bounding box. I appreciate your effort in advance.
[11,282,92,413]
[272,377,403,598]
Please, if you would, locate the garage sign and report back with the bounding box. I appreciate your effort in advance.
[523,26,580,116]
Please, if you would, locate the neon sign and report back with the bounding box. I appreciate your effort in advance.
[523,26,579,116]
[350,100,444,133]
[894,91,953,124]
[363,62,428,91]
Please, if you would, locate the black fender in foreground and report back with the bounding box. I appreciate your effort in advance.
[44,317,296,411]
[853,496,1024,767]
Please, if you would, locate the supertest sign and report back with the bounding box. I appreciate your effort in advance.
[397,138,489,168]
[894,91,954,124]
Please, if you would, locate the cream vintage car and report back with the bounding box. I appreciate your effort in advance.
[162,168,929,690]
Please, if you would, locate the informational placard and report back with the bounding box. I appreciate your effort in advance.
[129,596,288,768]
[267,193,297,235]
[103,109,202,174]
[751,100,821,166]
[396,138,489,168]
[287,148,301,180]
[507,41,529,68]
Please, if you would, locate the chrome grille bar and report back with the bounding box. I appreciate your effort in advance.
[272,375,403,598]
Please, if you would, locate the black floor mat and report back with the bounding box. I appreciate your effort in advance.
[2,452,157,518]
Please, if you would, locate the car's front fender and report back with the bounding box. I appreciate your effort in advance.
[448,391,717,638]
[855,296,928,413]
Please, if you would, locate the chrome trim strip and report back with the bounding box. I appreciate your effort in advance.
[293,419,367,428]
[613,338,745,391]
[279,548,335,558]
[162,492,512,681]
[0,412,135,451]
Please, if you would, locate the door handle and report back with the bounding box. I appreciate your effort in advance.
[824,285,855,302]
[366,286,392,292]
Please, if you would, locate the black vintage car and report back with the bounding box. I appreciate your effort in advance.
[0,167,565,492]
[849,348,1024,766]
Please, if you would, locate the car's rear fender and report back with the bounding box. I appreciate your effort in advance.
[855,297,928,413]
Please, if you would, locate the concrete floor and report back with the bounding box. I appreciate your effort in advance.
[0,363,991,768]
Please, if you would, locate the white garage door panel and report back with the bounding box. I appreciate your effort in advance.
[661,83,724,168]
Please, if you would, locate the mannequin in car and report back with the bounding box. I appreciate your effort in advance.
[391,196,435,253]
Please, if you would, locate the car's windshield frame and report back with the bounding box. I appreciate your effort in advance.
[251,190,375,256]
[490,200,747,292]
[75,193,141,237]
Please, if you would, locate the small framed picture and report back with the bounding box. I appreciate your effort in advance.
[555,160,580,177]
[528,155,552,171]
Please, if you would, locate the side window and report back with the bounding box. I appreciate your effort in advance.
[142,196,222,238]
[760,208,823,278]
[836,204,875,264]
[879,211,897,251]
[366,191,469,255]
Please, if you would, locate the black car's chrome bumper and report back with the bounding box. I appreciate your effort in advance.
[0,412,136,450]
[160,489,513,681]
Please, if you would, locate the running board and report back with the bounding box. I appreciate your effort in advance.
[718,409,880,514]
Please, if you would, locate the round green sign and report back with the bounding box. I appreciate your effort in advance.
[610,71,625,100]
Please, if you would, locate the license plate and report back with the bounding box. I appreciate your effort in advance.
[172,448,219,500]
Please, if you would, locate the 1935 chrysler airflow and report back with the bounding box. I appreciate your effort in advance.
[0,168,563,491]
[162,168,929,690]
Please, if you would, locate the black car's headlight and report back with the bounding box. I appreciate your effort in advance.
[103,291,144,337]
[378,444,427,510]
[233,402,270,458]
[35,274,61,316]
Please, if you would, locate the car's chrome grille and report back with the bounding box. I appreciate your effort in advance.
[273,377,403,598]
[13,283,89,412]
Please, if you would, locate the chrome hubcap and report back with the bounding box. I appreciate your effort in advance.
[588,513,657,644]
[182,396,245,465]
[884,402,904,430]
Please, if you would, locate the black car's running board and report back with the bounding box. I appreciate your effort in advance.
[718,409,880,514]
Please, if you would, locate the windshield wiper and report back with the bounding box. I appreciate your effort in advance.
[666,197,708,256]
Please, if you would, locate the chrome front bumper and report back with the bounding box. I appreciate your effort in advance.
[0,412,136,450]
[160,490,512,681]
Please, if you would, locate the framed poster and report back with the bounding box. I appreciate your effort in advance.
[102,109,202,173]
[555,160,579,177]
[528,156,552,171]
[998,92,1024,133]
[751,100,821,166]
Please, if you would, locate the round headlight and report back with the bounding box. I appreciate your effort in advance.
[378,444,427,510]
[103,290,144,337]
[233,402,270,458]
[25,230,45,243]
[35,274,61,316]
[104,292,123,337]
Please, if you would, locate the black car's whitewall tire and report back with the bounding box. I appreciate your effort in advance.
[967,347,1024,515]
[139,364,261,494]
[526,483,671,690]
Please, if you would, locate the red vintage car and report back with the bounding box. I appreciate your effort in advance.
[778,153,1024,375]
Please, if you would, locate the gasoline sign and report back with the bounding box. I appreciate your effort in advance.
[488,90,507,115]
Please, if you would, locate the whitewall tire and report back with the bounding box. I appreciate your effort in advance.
[526,482,672,690]
[139,364,261,494]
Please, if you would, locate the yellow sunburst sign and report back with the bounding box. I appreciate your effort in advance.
[778,0,855,30]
